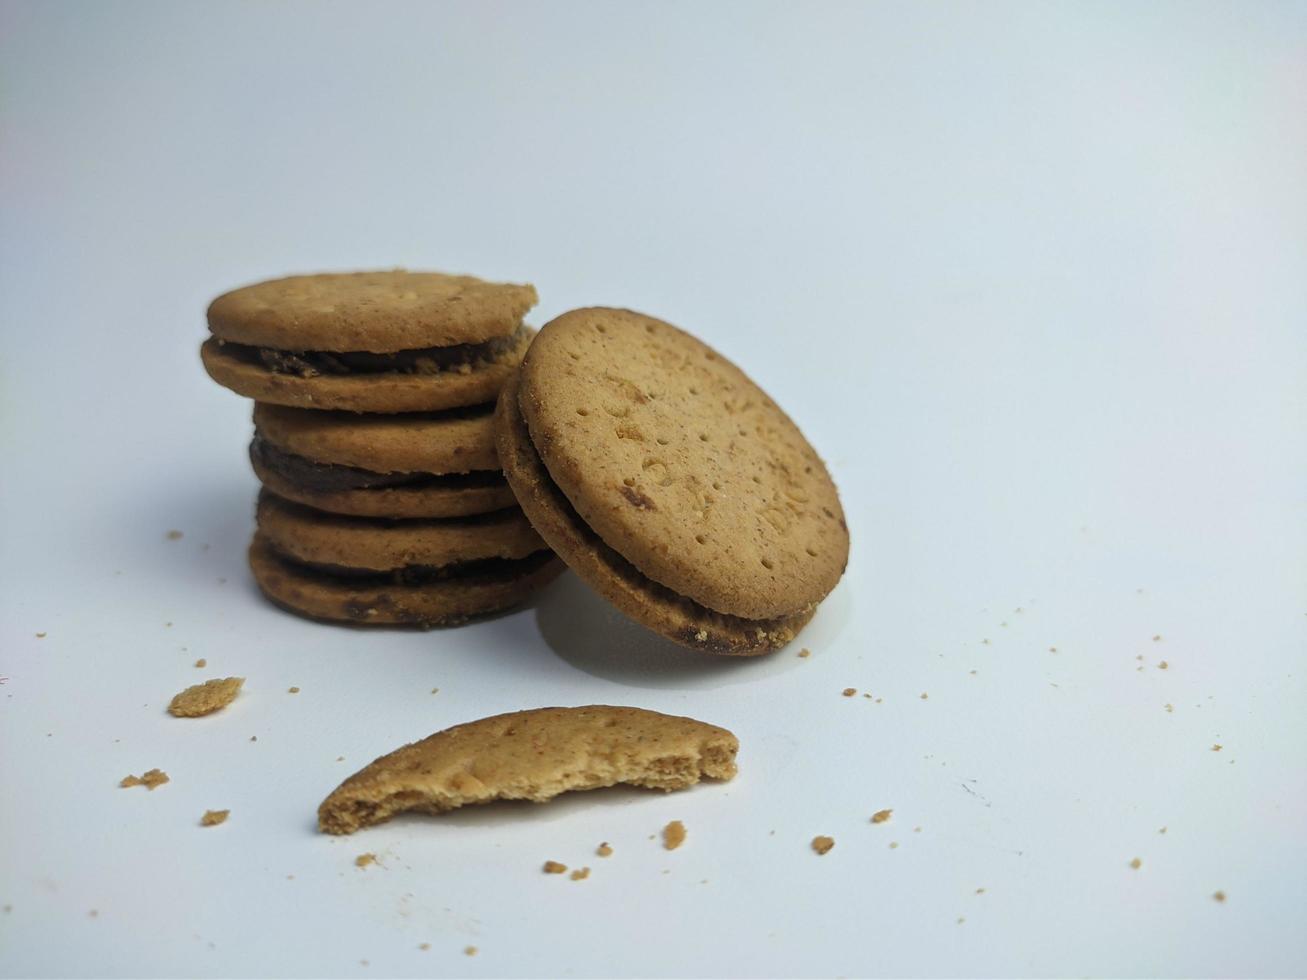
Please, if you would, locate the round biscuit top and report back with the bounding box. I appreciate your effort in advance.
[519,308,848,621]
[207,270,537,353]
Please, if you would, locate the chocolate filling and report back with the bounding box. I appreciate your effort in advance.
[268,544,557,587]
[250,435,503,493]
[218,325,526,377]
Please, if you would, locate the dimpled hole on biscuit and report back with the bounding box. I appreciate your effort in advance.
[695,534,707,545]
[576,407,589,416]
[761,558,775,570]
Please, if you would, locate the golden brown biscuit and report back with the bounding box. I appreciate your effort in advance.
[255,491,545,571]
[248,402,512,519]
[317,706,739,834]
[518,308,847,621]
[248,534,562,628]
[202,327,531,413]
[208,270,536,351]
[495,369,814,655]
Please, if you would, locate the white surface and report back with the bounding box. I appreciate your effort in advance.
[2,2,1306,977]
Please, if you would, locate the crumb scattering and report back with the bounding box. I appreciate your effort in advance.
[1213,890,1226,903]
[193,658,206,668]
[811,835,835,855]
[871,808,893,824]
[201,809,229,827]
[663,820,687,850]
[798,648,811,658]
[168,677,244,717]
[596,842,613,857]
[1130,857,1142,869]
[288,686,300,694]
[570,867,590,881]
[355,853,376,868]
[120,768,169,790]
[842,687,857,697]
[166,530,183,540]
[543,860,567,874]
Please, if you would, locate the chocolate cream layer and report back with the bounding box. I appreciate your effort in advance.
[250,434,504,493]
[217,325,527,378]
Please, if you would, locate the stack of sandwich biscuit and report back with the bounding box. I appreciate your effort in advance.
[201,270,564,627]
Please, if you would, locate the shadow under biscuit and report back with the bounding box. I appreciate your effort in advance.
[534,573,852,690]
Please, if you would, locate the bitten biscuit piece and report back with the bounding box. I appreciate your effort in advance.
[201,270,537,412]
[318,706,739,835]
[168,677,244,717]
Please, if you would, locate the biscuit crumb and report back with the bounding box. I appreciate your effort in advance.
[120,768,169,790]
[1165,704,1174,713]
[596,842,613,857]
[166,530,183,540]
[35,632,46,639]
[842,687,857,697]
[663,820,686,850]
[88,909,98,918]
[464,946,478,956]
[201,809,229,827]
[1048,646,1057,652]
[1158,661,1169,670]
[871,809,893,824]
[797,648,811,658]
[1159,826,1168,834]
[1213,890,1226,902]
[543,860,567,874]
[914,826,922,833]
[811,835,835,855]
[250,735,257,742]
[975,887,986,894]
[355,853,376,868]
[889,841,900,849]
[1211,744,1223,752]
[430,688,439,694]
[920,692,929,700]
[694,629,708,642]
[418,943,430,951]
[193,658,206,668]
[1153,634,1162,642]
[957,916,966,924]
[570,867,590,881]
[1130,857,1142,869]
[288,686,300,694]
[168,677,244,717]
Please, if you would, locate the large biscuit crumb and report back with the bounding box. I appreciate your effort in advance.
[663,820,686,850]
[596,842,613,857]
[201,809,229,826]
[570,867,590,881]
[168,677,244,717]
[318,706,738,835]
[543,860,567,874]
[120,768,170,790]
[355,853,376,868]
[871,808,893,824]
[811,835,835,855]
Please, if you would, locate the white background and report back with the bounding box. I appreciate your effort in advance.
[2,2,1305,977]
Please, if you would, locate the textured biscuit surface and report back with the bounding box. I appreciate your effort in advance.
[519,308,847,620]
[253,403,500,474]
[202,329,530,413]
[250,455,515,519]
[256,491,547,571]
[495,370,813,655]
[318,705,739,834]
[208,270,537,351]
[249,535,562,627]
